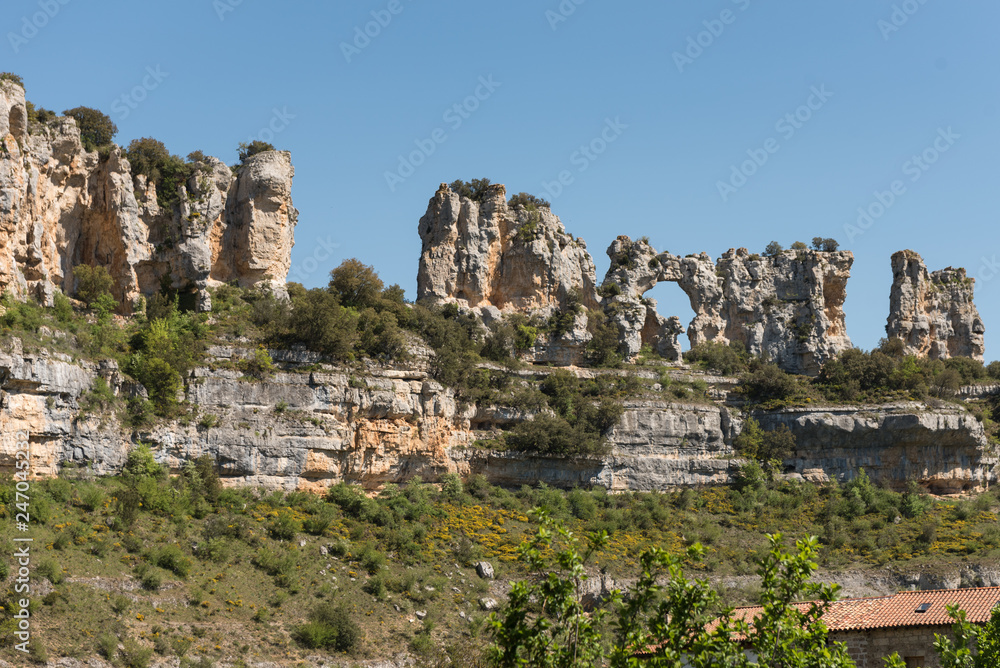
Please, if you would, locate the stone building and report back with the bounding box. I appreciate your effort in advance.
[724,587,1000,667]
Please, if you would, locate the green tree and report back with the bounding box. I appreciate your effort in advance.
[63,106,117,151]
[791,241,808,251]
[125,137,194,208]
[73,264,115,307]
[449,178,493,202]
[508,192,551,209]
[490,515,855,668]
[288,288,358,359]
[238,140,275,162]
[734,417,796,472]
[328,258,384,309]
[812,237,840,252]
[764,241,784,257]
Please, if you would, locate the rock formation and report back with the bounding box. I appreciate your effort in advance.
[0,79,296,311]
[1,337,992,493]
[417,182,599,313]
[886,250,985,361]
[600,238,854,375]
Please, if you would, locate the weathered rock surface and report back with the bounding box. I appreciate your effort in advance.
[3,336,992,493]
[417,182,599,364]
[0,80,296,311]
[755,403,995,493]
[886,250,985,361]
[418,182,599,312]
[600,238,853,375]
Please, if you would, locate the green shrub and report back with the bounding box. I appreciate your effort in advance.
[72,264,114,307]
[126,137,196,209]
[124,443,163,478]
[36,559,64,584]
[53,290,73,322]
[81,377,116,413]
[149,544,191,577]
[358,543,386,574]
[684,341,749,375]
[198,413,219,429]
[63,106,117,151]
[238,140,275,162]
[448,178,492,202]
[97,633,118,660]
[295,602,360,652]
[0,72,24,88]
[239,346,276,380]
[739,364,798,403]
[267,512,301,541]
[78,484,106,512]
[508,192,550,209]
[119,637,154,668]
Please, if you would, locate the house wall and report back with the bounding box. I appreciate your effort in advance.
[830,627,946,668]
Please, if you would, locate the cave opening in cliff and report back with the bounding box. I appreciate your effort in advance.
[643,282,695,353]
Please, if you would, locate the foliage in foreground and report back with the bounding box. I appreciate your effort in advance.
[489,512,853,667]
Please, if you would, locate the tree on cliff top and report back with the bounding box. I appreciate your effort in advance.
[125,137,194,209]
[63,106,117,151]
[449,178,492,202]
[238,140,275,163]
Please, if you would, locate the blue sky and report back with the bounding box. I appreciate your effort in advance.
[5,0,998,358]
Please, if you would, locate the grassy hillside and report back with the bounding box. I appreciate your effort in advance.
[3,454,999,665]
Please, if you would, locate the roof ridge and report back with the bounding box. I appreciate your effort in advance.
[893,586,1000,595]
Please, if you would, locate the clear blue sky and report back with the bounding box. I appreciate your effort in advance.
[5,0,998,359]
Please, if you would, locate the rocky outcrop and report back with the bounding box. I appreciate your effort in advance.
[886,250,985,361]
[417,183,600,364]
[0,80,296,311]
[756,403,995,493]
[417,182,599,313]
[600,238,853,375]
[2,337,993,493]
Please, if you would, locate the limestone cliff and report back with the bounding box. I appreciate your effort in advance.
[417,182,599,313]
[2,337,992,494]
[0,80,296,311]
[600,238,853,375]
[886,250,985,361]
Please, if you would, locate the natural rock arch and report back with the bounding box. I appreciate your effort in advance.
[599,236,854,375]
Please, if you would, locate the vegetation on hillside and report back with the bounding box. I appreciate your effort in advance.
[2,467,1000,664]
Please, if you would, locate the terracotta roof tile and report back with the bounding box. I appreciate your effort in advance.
[715,586,1000,633]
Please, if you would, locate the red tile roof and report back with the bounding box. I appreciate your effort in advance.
[721,586,1000,633]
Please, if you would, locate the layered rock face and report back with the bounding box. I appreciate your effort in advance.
[886,250,985,361]
[417,182,599,312]
[0,80,296,311]
[417,183,600,364]
[2,337,992,493]
[600,238,853,375]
